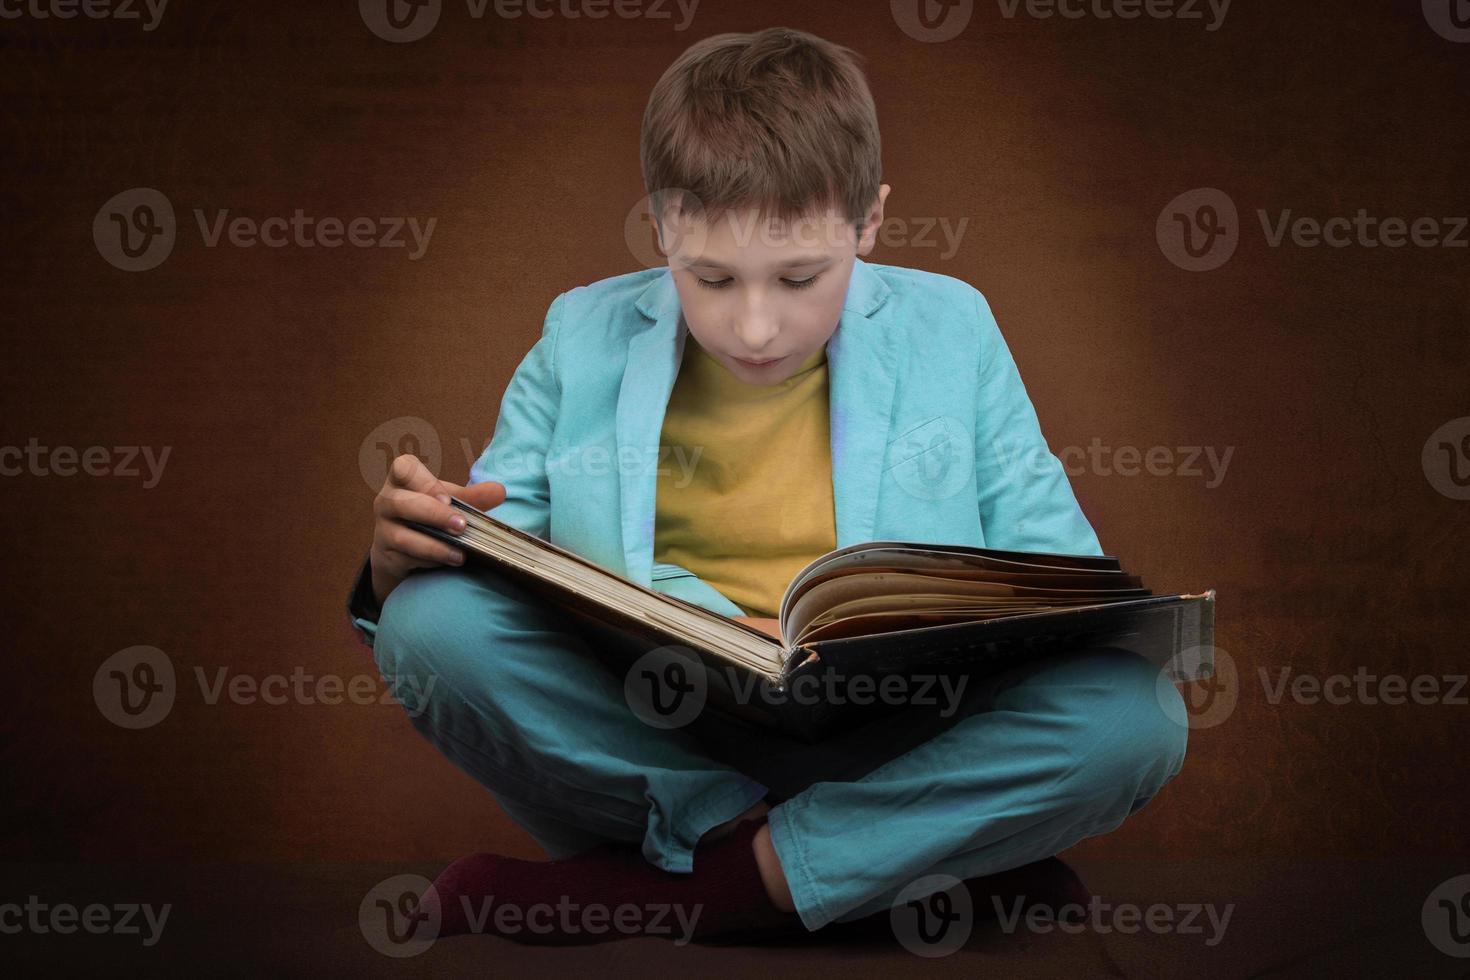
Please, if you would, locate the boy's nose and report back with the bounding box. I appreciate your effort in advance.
[733,304,780,352]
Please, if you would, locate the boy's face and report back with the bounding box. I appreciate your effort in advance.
[659,185,890,385]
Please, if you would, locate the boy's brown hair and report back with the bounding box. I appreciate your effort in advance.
[640,27,882,233]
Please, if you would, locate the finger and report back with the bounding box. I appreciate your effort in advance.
[441,479,506,512]
[385,454,455,502]
[379,489,467,534]
[384,525,466,568]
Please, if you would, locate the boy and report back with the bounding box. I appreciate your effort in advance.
[348,27,1188,945]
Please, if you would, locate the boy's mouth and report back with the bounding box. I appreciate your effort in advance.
[733,355,784,368]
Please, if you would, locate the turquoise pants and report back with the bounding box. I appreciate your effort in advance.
[372,566,1189,932]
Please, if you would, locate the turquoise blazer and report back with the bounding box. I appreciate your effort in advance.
[466,257,1103,620]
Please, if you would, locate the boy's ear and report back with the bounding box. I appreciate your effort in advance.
[855,184,891,255]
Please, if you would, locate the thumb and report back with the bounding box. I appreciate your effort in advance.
[441,478,507,513]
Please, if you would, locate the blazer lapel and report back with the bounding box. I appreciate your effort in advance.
[616,258,897,585]
[828,257,898,547]
[617,270,684,586]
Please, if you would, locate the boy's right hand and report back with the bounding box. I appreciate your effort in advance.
[369,454,507,606]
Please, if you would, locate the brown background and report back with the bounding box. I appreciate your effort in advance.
[2,0,1467,974]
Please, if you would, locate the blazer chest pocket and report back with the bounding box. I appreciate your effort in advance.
[883,415,974,501]
[883,416,954,471]
[651,561,697,582]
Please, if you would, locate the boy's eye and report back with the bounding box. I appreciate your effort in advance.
[692,274,822,291]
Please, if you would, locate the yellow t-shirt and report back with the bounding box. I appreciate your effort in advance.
[653,336,838,618]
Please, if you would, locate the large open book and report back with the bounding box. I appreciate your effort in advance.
[414,499,1215,742]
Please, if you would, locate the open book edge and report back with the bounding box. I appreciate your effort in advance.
[408,498,1216,693]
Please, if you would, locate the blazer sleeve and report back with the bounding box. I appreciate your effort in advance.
[467,291,567,539]
[344,292,567,649]
[970,289,1105,557]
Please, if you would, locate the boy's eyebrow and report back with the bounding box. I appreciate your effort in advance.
[690,254,834,273]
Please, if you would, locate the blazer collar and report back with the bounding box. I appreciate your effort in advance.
[618,258,898,586]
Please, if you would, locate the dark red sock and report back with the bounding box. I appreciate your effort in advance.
[423,816,805,945]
